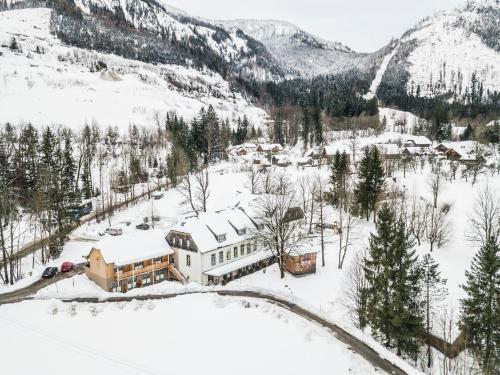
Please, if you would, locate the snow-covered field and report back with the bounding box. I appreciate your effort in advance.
[0,294,380,375]
[0,8,267,131]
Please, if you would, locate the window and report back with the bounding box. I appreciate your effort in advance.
[211,254,216,266]
[219,251,224,263]
[153,257,162,264]
[247,244,251,254]
[134,262,143,270]
[114,265,124,273]
[240,245,245,256]
[186,239,190,248]
[253,242,257,252]
[141,273,152,286]
[155,269,166,281]
[237,228,246,236]
[234,247,238,258]
[127,277,135,290]
[226,250,231,261]
[186,254,191,267]
[216,234,226,243]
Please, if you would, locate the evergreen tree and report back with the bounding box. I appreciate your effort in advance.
[273,112,284,145]
[460,236,500,374]
[17,123,39,202]
[355,147,385,221]
[329,151,349,210]
[312,104,323,146]
[420,254,447,368]
[364,204,423,359]
[301,106,310,149]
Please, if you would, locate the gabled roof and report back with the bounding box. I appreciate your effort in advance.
[168,209,257,253]
[257,143,284,151]
[375,143,401,155]
[405,136,432,146]
[91,230,173,266]
[323,144,351,156]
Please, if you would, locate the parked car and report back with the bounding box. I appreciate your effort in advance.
[153,192,164,200]
[42,267,58,279]
[61,262,74,273]
[104,227,123,236]
[136,223,150,231]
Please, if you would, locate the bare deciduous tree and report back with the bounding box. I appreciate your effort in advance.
[425,204,451,252]
[254,191,305,279]
[246,165,262,195]
[408,193,428,246]
[344,250,368,328]
[177,174,198,215]
[194,168,210,213]
[466,185,500,247]
[261,169,275,195]
[429,169,446,209]
[337,199,360,270]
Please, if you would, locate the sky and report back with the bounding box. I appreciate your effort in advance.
[164,0,467,52]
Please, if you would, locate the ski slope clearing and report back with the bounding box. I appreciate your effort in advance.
[0,294,381,375]
[0,8,266,130]
[364,44,399,100]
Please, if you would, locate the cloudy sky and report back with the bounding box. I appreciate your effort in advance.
[165,0,466,52]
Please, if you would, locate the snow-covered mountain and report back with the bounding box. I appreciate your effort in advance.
[379,0,500,101]
[0,8,267,130]
[218,19,386,78]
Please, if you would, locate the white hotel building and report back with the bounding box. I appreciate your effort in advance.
[166,208,274,285]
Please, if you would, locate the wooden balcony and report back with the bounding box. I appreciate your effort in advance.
[114,260,169,280]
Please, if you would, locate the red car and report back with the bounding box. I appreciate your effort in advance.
[61,262,74,273]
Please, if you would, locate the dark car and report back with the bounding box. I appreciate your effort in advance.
[42,267,58,279]
[61,262,74,273]
[136,223,150,230]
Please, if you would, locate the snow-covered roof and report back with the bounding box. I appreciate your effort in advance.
[439,141,478,160]
[323,144,351,156]
[242,143,257,149]
[91,230,173,266]
[258,143,284,151]
[404,136,432,146]
[204,250,273,277]
[375,143,401,155]
[297,156,312,164]
[168,208,257,253]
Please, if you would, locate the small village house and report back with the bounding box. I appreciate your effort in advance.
[256,143,284,156]
[403,136,432,148]
[272,154,291,167]
[434,141,478,162]
[297,156,313,167]
[285,249,317,276]
[85,230,175,292]
[321,144,352,164]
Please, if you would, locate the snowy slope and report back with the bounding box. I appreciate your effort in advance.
[381,0,500,100]
[219,19,384,78]
[0,8,267,130]
[0,296,382,375]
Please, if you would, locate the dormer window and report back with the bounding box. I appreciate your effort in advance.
[216,234,226,243]
[237,228,246,236]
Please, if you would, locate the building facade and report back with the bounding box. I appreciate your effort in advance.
[166,208,275,285]
[85,230,174,292]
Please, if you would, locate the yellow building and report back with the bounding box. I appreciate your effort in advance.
[85,229,174,292]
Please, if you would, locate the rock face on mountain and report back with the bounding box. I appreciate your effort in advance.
[218,19,386,79]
